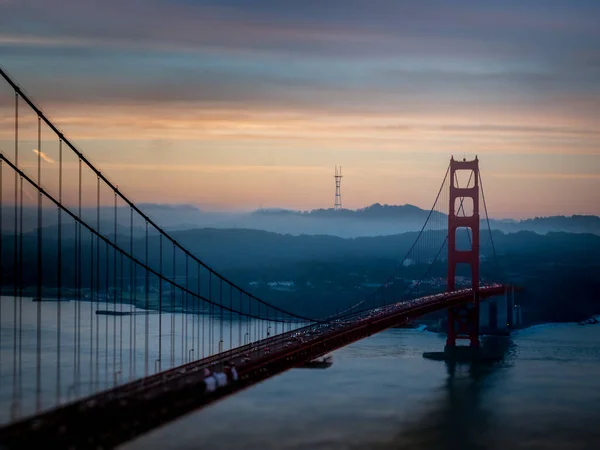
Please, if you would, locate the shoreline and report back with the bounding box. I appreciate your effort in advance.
[3,294,599,330]
[415,314,600,336]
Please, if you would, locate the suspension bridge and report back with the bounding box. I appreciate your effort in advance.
[0,66,510,448]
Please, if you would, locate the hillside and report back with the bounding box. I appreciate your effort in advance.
[1,228,599,324]
[2,203,599,237]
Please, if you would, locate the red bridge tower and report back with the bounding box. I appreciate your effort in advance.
[446,156,480,349]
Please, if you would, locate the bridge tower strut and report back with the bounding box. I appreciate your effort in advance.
[446,156,480,349]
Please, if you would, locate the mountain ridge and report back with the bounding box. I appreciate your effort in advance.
[2,203,599,237]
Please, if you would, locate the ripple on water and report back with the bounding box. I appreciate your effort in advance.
[123,324,600,450]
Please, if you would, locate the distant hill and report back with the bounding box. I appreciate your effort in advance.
[487,215,600,235]
[2,227,599,323]
[253,203,438,220]
[1,203,599,237]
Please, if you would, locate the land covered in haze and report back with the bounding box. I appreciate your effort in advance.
[1,225,599,327]
[137,203,600,237]
[2,203,600,238]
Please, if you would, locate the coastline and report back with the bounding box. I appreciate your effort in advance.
[417,314,600,336]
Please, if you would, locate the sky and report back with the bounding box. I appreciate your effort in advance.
[0,0,599,218]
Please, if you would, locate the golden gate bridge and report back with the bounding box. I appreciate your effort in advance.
[0,66,510,448]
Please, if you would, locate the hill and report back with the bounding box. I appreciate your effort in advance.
[2,203,598,238]
[1,227,599,323]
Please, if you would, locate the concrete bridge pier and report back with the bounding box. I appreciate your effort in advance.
[479,295,509,336]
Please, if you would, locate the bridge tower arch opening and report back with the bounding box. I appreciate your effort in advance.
[446,156,480,349]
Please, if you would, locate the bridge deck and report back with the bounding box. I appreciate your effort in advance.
[0,285,505,449]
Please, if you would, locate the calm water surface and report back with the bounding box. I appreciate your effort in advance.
[123,322,600,450]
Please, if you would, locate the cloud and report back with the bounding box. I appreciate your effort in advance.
[366,123,600,137]
[2,1,599,55]
[488,172,600,180]
[0,1,598,217]
[32,149,55,164]
[99,162,329,174]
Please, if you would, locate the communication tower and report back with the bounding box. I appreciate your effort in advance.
[334,166,343,210]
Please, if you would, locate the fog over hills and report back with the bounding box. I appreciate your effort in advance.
[2,203,599,237]
[2,225,599,324]
[128,203,600,236]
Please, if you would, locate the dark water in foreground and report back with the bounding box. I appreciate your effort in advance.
[124,322,600,450]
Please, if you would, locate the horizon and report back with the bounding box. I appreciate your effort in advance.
[1,200,599,222]
[138,202,600,221]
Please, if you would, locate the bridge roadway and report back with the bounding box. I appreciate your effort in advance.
[0,285,505,449]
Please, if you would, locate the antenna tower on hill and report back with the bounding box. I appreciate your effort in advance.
[334,166,343,210]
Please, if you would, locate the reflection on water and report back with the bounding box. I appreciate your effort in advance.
[0,296,296,423]
[358,337,515,450]
[125,325,600,450]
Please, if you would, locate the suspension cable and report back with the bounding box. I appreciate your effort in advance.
[479,169,503,282]
[326,162,451,320]
[0,65,316,323]
[334,174,473,321]
[0,155,315,325]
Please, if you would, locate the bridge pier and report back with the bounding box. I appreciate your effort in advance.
[478,295,510,336]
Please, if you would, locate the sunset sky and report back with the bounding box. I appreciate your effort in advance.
[1,0,599,218]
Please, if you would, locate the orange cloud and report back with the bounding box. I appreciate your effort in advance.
[32,148,55,163]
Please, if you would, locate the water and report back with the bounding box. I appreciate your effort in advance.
[0,296,296,422]
[123,322,600,450]
[1,296,599,449]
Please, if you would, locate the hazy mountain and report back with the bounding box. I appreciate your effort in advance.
[2,228,599,323]
[487,215,600,235]
[2,203,599,237]
[145,203,600,236]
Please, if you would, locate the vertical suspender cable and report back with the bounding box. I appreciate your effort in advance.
[247,294,250,344]
[209,274,213,356]
[73,158,81,396]
[95,176,100,389]
[0,156,3,403]
[180,289,184,365]
[190,257,195,362]
[171,243,175,367]
[238,291,242,347]
[158,235,162,372]
[198,265,203,359]
[35,116,42,412]
[254,301,257,342]
[104,236,109,385]
[479,170,502,281]
[132,262,137,379]
[180,265,184,365]
[11,92,19,421]
[18,174,23,408]
[185,256,189,362]
[113,191,117,384]
[72,166,78,398]
[229,286,232,350]
[77,159,82,392]
[144,221,149,377]
[219,279,223,353]
[119,251,123,381]
[89,195,94,394]
[129,207,133,380]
